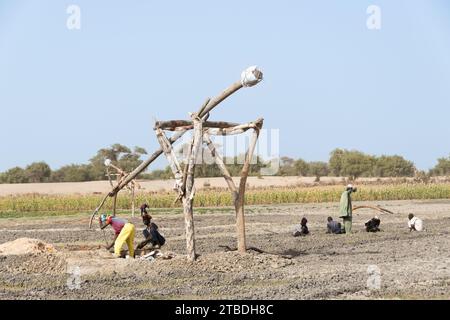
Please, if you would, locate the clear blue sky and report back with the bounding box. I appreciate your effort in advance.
[1,0,450,172]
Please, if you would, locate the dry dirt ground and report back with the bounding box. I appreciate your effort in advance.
[0,200,449,300]
[0,176,427,196]
[0,177,323,196]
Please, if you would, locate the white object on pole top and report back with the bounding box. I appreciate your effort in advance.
[104,159,112,167]
[241,66,263,87]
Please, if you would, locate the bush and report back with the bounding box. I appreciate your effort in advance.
[430,156,450,176]
[24,162,52,183]
[308,161,329,178]
[51,164,92,182]
[374,155,415,177]
[1,167,29,184]
[329,149,415,179]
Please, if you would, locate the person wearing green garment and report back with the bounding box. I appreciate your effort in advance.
[339,184,357,234]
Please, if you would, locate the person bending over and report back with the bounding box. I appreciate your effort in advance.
[293,217,309,237]
[100,214,135,258]
[327,217,343,234]
[137,207,166,250]
[365,216,381,233]
[408,213,424,232]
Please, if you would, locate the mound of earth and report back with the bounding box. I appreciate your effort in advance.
[0,253,67,275]
[151,251,293,277]
[0,238,57,256]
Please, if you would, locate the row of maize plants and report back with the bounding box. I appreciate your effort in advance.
[1,183,450,214]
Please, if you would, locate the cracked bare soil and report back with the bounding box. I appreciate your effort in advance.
[0,200,449,300]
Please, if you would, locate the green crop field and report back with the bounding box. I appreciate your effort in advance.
[1,183,450,217]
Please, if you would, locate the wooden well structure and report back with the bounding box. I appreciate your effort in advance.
[90,66,264,261]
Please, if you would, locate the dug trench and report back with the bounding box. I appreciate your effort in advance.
[0,200,449,300]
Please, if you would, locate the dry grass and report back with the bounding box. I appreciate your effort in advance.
[1,183,449,215]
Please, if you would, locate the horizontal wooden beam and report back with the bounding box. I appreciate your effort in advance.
[205,118,264,136]
[155,120,241,131]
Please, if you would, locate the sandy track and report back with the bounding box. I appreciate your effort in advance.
[0,176,420,196]
[0,200,449,300]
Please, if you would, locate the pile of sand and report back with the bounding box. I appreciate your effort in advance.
[0,238,57,256]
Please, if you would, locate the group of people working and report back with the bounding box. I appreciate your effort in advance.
[100,185,425,258]
[293,184,425,237]
[99,204,165,259]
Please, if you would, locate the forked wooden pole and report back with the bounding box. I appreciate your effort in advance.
[183,117,203,261]
[155,129,183,187]
[199,81,243,118]
[89,193,110,228]
[236,125,262,253]
[203,118,263,253]
[131,185,135,218]
[112,193,117,217]
[204,133,238,200]
[155,129,184,201]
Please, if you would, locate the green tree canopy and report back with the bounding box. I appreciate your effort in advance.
[89,144,147,180]
[0,167,28,183]
[329,148,345,176]
[294,159,309,176]
[51,164,91,182]
[338,150,376,180]
[25,162,51,183]
[308,161,330,178]
[278,157,297,176]
[430,156,450,176]
[374,155,415,177]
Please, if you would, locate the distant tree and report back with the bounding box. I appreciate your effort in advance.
[133,146,148,156]
[374,155,415,177]
[329,149,345,176]
[174,143,267,178]
[1,167,28,183]
[89,144,147,180]
[430,156,450,176]
[414,170,431,183]
[0,144,148,184]
[294,159,309,176]
[339,150,376,180]
[119,149,148,173]
[308,161,330,179]
[278,157,297,176]
[144,166,174,180]
[0,145,427,184]
[51,164,92,182]
[224,155,267,177]
[280,157,295,167]
[25,162,51,183]
[190,147,221,178]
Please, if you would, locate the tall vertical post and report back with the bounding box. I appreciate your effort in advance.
[112,194,117,217]
[183,116,203,261]
[131,185,135,218]
[236,127,261,253]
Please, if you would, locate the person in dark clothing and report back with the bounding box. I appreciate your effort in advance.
[140,203,150,217]
[326,217,343,234]
[365,216,381,233]
[293,217,309,237]
[137,204,166,250]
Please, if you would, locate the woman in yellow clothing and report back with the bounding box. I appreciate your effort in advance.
[100,214,135,258]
